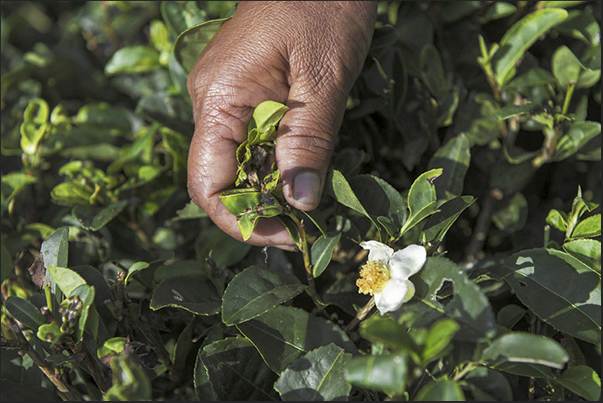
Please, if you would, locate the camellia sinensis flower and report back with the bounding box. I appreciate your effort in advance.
[356,241,427,315]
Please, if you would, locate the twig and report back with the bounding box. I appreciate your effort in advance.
[11,324,84,401]
[288,213,327,316]
[344,296,375,332]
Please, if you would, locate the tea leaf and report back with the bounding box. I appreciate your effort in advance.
[415,380,465,401]
[556,365,601,401]
[274,344,351,401]
[221,266,306,325]
[150,276,221,316]
[4,296,46,331]
[501,248,601,344]
[345,353,408,397]
[311,233,341,278]
[105,46,162,76]
[482,332,569,369]
[493,9,568,86]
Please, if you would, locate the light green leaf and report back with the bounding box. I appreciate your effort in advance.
[46,266,86,297]
[344,353,408,397]
[199,337,278,401]
[479,2,517,24]
[554,121,601,162]
[150,276,221,316]
[124,261,150,285]
[421,318,460,364]
[50,182,94,206]
[274,344,352,401]
[415,379,465,401]
[552,45,601,90]
[495,103,541,119]
[428,134,470,200]
[236,305,356,374]
[328,169,378,229]
[311,233,341,278]
[546,209,568,232]
[501,248,601,344]
[556,365,601,401]
[105,46,161,76]
[571,214,601,239]
[219,188,262,216]
[4,296,46,331]
[19,98,49,155]
[174,17,232,73]
[173,201,208,220]
[400,169,443,237]
[563,239,601,273]
[248,100,289,138]
[221,265,306,325]
[493,9,568,86]
[482,332,569,369]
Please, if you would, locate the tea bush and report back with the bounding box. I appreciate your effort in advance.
[1,1,600,401]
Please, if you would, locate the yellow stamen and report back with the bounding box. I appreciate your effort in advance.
[356,260,390,295]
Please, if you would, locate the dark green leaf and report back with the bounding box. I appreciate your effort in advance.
[344,353,408,397]
[173,317,197,373]
[221,265,306,325]
[495,103,540,119]
[420,44,449,99]
[327,169,378,229]
[428,134,470,200]
[492,192,528,233]
[556,365,601,401]
[421,196,475,249]
[4,296,46,331]
[311,233,341,278]
[199,337,278,401]
[150,276,221,316]
[414,257,496,340]
[465,367,513,401]
[72,200,128,231]
[482,332,569,369]
[359,315,418,359]
[236,305,356,374]
[493,9,568,86]
[496,304,528,329]
[505,67,556,89]
[274,344,352,401]
[349,174,408,231]
[500,248,601,344]
[105,46,161,76]
[415,379,465,401]
[479,2,517,24]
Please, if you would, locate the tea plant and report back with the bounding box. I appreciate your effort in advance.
[1,1,600,401]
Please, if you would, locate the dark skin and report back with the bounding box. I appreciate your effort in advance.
[187,1,378,250]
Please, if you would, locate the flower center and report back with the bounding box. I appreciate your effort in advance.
[356,260,391,295]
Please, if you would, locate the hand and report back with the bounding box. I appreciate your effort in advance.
[187,1,377,249]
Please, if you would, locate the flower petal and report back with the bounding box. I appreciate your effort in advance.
[374,279,408,315]
[389,244,427,280]
[402,280,415,302]
[360,240,394,262]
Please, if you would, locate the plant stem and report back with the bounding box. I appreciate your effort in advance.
[452,361,478,382]
[344,296,375,332]
[287,213,325,314]
[11,324,84,401]
[561,81,576,117]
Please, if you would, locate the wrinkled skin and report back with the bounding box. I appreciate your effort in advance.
[187,1,377,249]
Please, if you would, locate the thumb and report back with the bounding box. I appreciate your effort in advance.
[276,75,349,211]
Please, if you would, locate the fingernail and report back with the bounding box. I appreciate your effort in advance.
[293,170,321,206]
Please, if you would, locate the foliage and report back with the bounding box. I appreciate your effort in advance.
[1,1,601,401]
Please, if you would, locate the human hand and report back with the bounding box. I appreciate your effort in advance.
[187,1,377,249]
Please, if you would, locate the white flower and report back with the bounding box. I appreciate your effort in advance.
[356,241,427,315]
